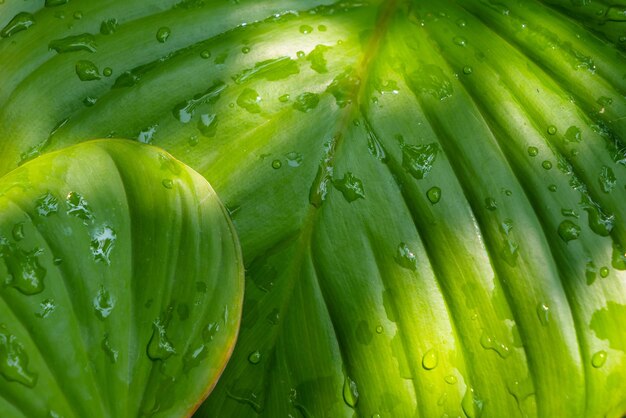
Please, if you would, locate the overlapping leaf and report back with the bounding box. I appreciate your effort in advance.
[0,140,244,417]
[0,0,625,417]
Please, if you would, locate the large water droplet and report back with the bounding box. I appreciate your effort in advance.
[299,24,313,34]
[66,191,93,224]
[156,27,171,43]
[306,44,329,73]
[198,114,218,137]
[326,68,360,107]
[292,92,320,113]
[427,187,441,204]
[591,350,607,368]
[401,143,439,180]
[558,220,581,242]
[422,348,439,370]
[0,12,35,38]
[0,239,46,295]
[462,386,484,418]
[333,172,365,202]
[342,375,359,408]
[480,331,510,358]
[395,242,417,271]
[93,286,115,319]
[75,60,101,81]
[0,332,37,387]
[237,88,262,113]
[599,165,616,193]
[90,226,116,264]
[35,192,59,216]
[564,126,582,143]
[49,33,96,53]
[147,317,176,361]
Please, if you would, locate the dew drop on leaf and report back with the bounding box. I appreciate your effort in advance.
[0,331,37,387]
[35,299,56,319]
[36,192,59,216]
[12,223,25,241]
[248,350,261,364]
[591,350,607,368]
[427,187,441,204]
[564,126,582,143]
[49,33,97,54]
[422,349,439,370]
[102,334,119,364]
[395,242,417,271]
[156,26,171,43]
[0,12,35,38]
[547,125,557,135]
[100,18,118,35]
[299,24,313,34]
[401,143,439,180]
[90,225,117,264]
[445,375,457,384]
[271,160,282,169]
[0,239,46,295]
[292,92,320,113]
[536,303,550,325]
[333,172,365,202]
[237,88,262,113]
[542,160,552,170]
[557,220,581,242]
[75,60,101,81]
[342,375,359,408]
[600,266,609,278]
[66,191,93,224]
[93,286,116,319]
[527,146,538,157]
[462,386,484,418]
[285,152,303,167]
[147,317,176,361]
[45,0,68,6]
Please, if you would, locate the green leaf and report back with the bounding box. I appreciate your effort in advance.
[0,0,625,417]
[0,140,243,417]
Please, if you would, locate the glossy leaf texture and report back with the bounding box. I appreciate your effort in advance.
[0,140,244,417]
[0,0,625,417]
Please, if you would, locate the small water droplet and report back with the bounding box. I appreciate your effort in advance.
[156,27,171,43]
[462,66,473,75]
[49,33,97,54]
[296,50,305,59]
[45,0,68,6]
[147,316,176,361]
[548,184,557,192]
[557,220,581,242]
[462,386,484,418]
[318,24,327,32]
[237,88,262,113]
[375,325,383,334]
[278,93,290,103]
[585,261,597,285]
[599,165,616,193]
[591,350,607,368]
[90,226,116,264]
[453,36,467,46]
[600,266,609,278]
[485,197,497,211]
[0,239,46,295]
[445,375,457,384]
[73,11,83,20]
[162,179,174,189]
[564,126,582,143]
[0,331,37,387]
[200,50,211,59]
[285,152,303,167]
[66,191,93,224]
[542,160,552,170]
[536,303,550,325]
[11,223,25,242]
[271,160,282,169]
[527,146,539,157]
[292,92,320,112]
[547,125,557,135]
[102,333,119,364]
[343,375,359,408]
[480,331,510,358]
[100,18,118,35]
[333,172,365,202]
[401,143,439,180]
[299,24,313,34]
[248,350,261,364]
[457,19,467,28]
[75,60,101,81]
[93,286,115,319]
[427,187,441,204]
[0,12,35,38]
[137,125,157,144]
[241,46,250,54]
[395,242,417,271]
[103,67,112,77]
[35,299,56,319]
[422,349,439,370]
[36,192,59,216]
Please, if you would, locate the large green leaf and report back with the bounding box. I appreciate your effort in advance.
[0,140,244,417]
[0,0,625,417]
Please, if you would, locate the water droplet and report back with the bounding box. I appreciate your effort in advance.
[248,350,261,364]
[285,152,303,167]
[599,165,616,193]
[527,146,539,157]
[200,50,211,59]
[102,334,118,363]
[35,299,56,319]
[232,57,299,84]
[172,81,225,124]
[343,375,359,408]
[453,36,467,46]
[375,325,383,334]
[299,24,313,34]
[100,18,118,35]
[296,50,305,59]
[137,125,157,144]
[536,303,550,325]
[462,386,484,418]
[427,187,441,204]
[278,93,290,102]
[591,350,607,368]
[422,349,439,370]
[457,19,467,27]
[462,66,473,75]
[66,191,93,224]
[548,184,557,192]
[395,242,417,271]
[318,24,327,31]
[585,261,597,285]
[542,160,552,170]
[600,266,609,278]
[162,179,174,189]
[564,126,582,143]
[73,11,83,20]
[306,44,329,73]
[147,317,176,361]
[103,67,112,77]
[558,220,581,242]
[93,286,115,319]
[485,197,497,211]
[0,332,37,387]
[90,226,116,264]
[75,60,101,81]
[45,0,68,6]
[480,331,510,358]
[612,242,626,270]
[333,172,365,202]
[11,223,25,242]
[237,88,262,113]
[0,12,35,38]
[156,27,171,43]
[197,113,218,137]
[547,125,557,135]
[35,192,59,216]
[408,64,453,100]
[326,68,361,107]
[49,33,97,54]
[292,92,320,112]
[445,375,457,384]
[188,135,199,147]
[271,160,282,169]
[401,143,439,180]
[241,46,250,54]
[0,239,46,295]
